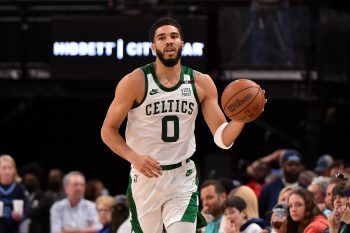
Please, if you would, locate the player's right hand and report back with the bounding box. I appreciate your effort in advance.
[132,155,163,178]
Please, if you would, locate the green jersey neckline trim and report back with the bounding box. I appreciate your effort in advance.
[149,63,184,92]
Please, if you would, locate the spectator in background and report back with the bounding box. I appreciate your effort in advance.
[20,163,53,233]
[278,186,296,204]
[111,195,129,233]
[0,154,28,233]
[332,183,348,214]
[329,160,346,177]
[50,171,101,233]
[96,195,114,233]
[258,149,303,221]
[46,169,65,202]
[237,150,291,198]
[308,176,332,217]
[244,160,271,197]
[221,196,265,233]
[286,187,328,233]
[298,170,317,189]
[325,173,349,211]
[228,186,259,219]
[328,187,350,233]
[218,178,240,197]
[314,154,334,177]
[260,187,296,233]
[200,179,228,233]
[85,179,108,202]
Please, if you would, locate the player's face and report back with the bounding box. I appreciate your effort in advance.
[152,25,184,67]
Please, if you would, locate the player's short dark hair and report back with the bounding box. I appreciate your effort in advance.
[149,17,184,42]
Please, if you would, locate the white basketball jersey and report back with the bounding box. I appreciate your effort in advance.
[125,63,199,164]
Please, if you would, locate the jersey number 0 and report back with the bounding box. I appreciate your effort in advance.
[161,116,179,142]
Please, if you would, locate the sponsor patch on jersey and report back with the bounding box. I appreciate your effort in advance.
[181,88,191,97]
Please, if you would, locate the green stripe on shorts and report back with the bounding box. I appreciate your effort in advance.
[181,191,199,223]
[127,175,143,233]
[181,177,200,223]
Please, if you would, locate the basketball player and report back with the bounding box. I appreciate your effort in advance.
[101,17,246,233]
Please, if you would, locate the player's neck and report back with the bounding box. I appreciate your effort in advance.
[154,61,181,87]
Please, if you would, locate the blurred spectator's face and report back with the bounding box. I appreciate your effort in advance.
[0,160,15,185]
[23,173,40,193]
[65,175,85,203]
[326,183,336,209]
[95,181,104,197]
[330,167,344,177]
[200,185,225,218]
[49,169,63,183]
[279,189,293,203]
[308,184,324,204]
[249,161,270,182]
[288,194,305,222]
[333,195,348,212]
[283,161,302,182]
[224,207,246,227]
[97,203,112,225]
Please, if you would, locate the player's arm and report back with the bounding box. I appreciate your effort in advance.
[101,69,162,178]
[195,72,245,148]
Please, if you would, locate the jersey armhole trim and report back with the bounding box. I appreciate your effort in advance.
[131,67,148,109]
[191,69,200,106]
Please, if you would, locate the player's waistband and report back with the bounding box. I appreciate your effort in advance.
[160,158,191,171]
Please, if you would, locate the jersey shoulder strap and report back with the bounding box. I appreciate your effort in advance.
[181,65,200,104]
[131,64,152,109]
[140,63,153,75]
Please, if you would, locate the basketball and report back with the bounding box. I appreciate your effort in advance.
[221,79,265,122]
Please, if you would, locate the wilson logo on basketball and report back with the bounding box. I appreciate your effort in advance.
[227,93,253,113]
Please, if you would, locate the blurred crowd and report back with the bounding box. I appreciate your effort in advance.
[1,149,350,233]
[0,154,130,233]
[199,149,350,233]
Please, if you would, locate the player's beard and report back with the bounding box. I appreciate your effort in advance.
[156,47,182,67]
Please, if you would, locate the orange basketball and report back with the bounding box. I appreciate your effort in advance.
[221,79,265,122]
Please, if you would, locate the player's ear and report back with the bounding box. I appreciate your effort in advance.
[151,43,156,53]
